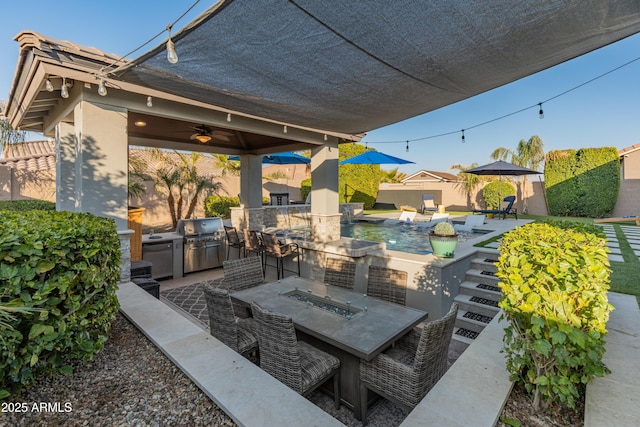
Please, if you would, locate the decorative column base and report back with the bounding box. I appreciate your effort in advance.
[230,207,265,231]
[309,213,341,242]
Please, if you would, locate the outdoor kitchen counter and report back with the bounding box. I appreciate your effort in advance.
[142,233,184,279]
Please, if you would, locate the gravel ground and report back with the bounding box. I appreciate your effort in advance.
[1,313,236,427]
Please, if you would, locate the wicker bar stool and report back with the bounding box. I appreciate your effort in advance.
[243,229,266,272]
[366,265,408,305]
[260,231,300,279]
[359,302,459,425]
[202,284,258,359]
[324,257,356,289]
[251,302,341,408]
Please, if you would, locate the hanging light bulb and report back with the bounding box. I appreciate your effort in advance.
[146,96,153,107]
[45,78,54,92]
[283,125,288,134]
[461,129,465,143]
[538,103,544,119]
[60,78,69,98]
[97,80,107,96]
[226,113,232,122]
[166,33,178,64]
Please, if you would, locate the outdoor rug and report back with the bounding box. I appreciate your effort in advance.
[162,280,223,328]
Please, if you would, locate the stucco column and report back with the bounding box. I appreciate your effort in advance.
[233,154,264,230]
[310,144,341,242]
[72,100,129,230]
[55,121,77,212]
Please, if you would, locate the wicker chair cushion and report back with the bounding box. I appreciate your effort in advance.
[360,302,458,409]
[236,318,259,355]
[324,258,356,289]
[366,265,408,305]
[251,302,339,396]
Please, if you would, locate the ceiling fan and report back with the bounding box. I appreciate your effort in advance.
[190,125,233,144]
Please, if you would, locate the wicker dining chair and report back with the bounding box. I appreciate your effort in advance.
[251,302,341,407]
[243,229,266,271]
[260,232,300,279]
[366,265,408,305]
[202,284,258,359]
[324,257,356,290]
[224,225,245,260]
[221,256,265,317]
[359,302,459,425]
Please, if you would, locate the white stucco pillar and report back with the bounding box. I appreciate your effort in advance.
[232,154,264,230]
[55,121,77,212]
[309,144,340,241]
[72,100,128,230]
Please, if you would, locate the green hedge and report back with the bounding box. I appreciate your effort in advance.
[300,178,311,203]
[497,222,612,411]
[545,147,620,217]
[0,211,121,399]
[480,180,515,209]
[0,200,56,211]
[339,143,380,209]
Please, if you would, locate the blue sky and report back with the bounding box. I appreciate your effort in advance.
[2,1,639,174]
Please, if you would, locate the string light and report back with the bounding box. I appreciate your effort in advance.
[406,141,409,152]
[166,25,179,64]
[461,129,465,143]
[45,78,54,92]
[538,102,544,119]
[226,113,232,122]
[147,96,153,107]
[60,78,69,98]
[283,125,288,134]
[97,80,108,96]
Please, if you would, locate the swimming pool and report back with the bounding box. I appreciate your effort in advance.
[340,221,487,255]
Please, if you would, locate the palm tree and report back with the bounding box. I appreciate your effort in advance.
[0,100,26,154]
[380,167,407,183]
[449,163,485,209]
[491,135,545,213]
[213,154,240,177]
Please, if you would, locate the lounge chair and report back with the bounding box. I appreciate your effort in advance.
[453,214,486,232]
[421,194,438,214]
[415,213,449,229]
[384,210,417,225]
[472,195,517,220]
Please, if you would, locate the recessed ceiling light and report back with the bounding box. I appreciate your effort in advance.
[134,120,147,127]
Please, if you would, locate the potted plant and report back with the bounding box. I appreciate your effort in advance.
[429,222,458,257]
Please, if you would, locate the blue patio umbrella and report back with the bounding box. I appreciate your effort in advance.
[228,152,310,164]
[340,150,415,165]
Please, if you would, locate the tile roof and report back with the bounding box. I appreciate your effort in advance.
[402,170,459,182]
[0,140,55,171]
[619,144,640,157]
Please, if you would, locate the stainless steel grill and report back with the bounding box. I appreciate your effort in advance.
[177,217,224,274]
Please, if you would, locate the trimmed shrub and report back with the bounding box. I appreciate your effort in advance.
[545,147,620,217]
[481,180,515,209]
[300,178,311,203]
[497,222,612,411]
[0,211,121,399]
[204,195,239,218]
[0,200,55,211]
[339,143,380,209]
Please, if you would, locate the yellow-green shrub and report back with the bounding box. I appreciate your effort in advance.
[497,222,612,411]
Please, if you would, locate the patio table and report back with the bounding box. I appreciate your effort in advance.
[230,276,428,420]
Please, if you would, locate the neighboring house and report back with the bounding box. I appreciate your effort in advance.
[0,140,56,202]
[613,144,640,217]
[401,170,459,183]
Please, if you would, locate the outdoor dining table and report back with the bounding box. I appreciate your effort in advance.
[230,276,428,420]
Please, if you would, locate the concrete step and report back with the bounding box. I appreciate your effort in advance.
[465,269,500,287]
[455,309,496,333]
[454,293,500,318]
[470,256,498,273]
[453,326,479,342]
[459,280,501,301]
[449,334,472,359]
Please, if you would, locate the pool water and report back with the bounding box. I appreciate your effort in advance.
[340,222,487,255]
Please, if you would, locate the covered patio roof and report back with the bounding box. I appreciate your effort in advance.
[5,0,640,153]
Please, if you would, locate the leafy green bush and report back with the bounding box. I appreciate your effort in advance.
[497,222,612,411]
[545,147,620,217]
[0,211,121,399]
[481,181,515,209]
[204,195,239,218]
[300,178,311,202]
[0,200,55,211]
[339,143,380,209]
